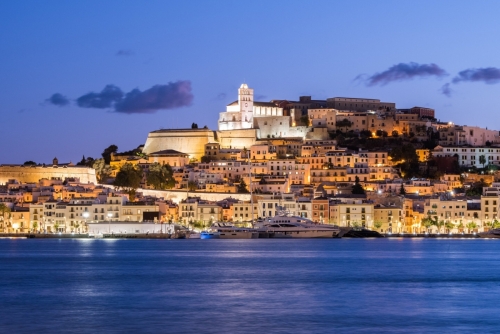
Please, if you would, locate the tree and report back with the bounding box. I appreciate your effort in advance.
[421,217,433,233]
[466,221,477,233]
[53,222,60,232]
[77,155,87,166]
[479,155,486,168]
[374,221,383,230]
[32,221,38,232]
[93,158,111,183]
[392,130,399,137]
[336,118,352,133]
[300,115,310,126]
[237,179,249,193]
[187,181,198,192]
[113,163,143,201]
[438,220,445,233]
[445,221,454,232]
[351,176,365,194]
[146,163,176,190]
[23,161,36,166]
[399,184,406,195]
[360,130,372,138]
[351,221,362,230]
[191,123,198,129]
[493,219,500,229]
[102,145,118,164]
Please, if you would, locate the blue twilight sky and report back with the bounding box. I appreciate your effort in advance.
[1,0,500,164]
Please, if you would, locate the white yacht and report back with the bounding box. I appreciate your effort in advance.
[203,222,259,239]
[255,216,340,238]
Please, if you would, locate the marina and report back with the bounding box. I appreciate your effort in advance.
[1,238,500,333]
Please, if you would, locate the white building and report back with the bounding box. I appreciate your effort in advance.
[218,84,283,131]
[433,146,500,167]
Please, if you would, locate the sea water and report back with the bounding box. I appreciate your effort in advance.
[1,238,500,333]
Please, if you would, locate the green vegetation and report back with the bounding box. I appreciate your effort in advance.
[237,179,249,193]
[187,181,198,192]
[93,158,111,183]
[351,176,365,195]
[113,163,143,201]
[146,163,176,190]
[102,144,118,164]
[300,115,310,127]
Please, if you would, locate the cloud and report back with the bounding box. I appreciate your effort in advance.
[46,93,70,106]
[75,81,193,114]
[76,85,124,109]
[116,49,134,56]
[215,93,227,100]
[452,67,500,84]
[440,83,452,97]
[254,94,267,100]
[115,81,193,113]
[362,62,448,86]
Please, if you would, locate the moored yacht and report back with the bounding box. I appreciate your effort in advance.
[255,216,340,238]
[202,222,258,239]
[200,230,220,239]
[478,228,500,238]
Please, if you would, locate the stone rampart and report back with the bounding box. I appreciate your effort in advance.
[0,165,97,184]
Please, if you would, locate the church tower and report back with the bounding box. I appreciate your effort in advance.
[238,83,254,128]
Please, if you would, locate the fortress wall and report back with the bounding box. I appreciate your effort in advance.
[101,185,251,204]
[142,129,216,160]
[0,166,97,184]
[217,129,258,149]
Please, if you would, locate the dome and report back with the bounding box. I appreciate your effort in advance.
[240,83,248,89]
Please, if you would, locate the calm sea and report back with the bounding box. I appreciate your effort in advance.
[1,238,500,333]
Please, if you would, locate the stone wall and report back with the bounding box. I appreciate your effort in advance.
[142,128,216,159]
[102,184,251,204]
[0,165,97,184]
[217,129,258,149]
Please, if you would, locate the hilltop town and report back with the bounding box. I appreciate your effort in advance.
[1,84,500,234]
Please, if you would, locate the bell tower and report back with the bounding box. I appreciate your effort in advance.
[238,83,254,128]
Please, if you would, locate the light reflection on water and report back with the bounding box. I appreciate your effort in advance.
[1,239,500,333]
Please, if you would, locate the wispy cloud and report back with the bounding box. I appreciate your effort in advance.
[360,62,448,86]
[215,93,227,100]
[75,81,193,114]
[452,67,500,84]
[46,93,70,106]
[116,49,134,56]
[440,83,452,97]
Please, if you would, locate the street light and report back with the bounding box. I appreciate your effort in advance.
[107,212,112,233]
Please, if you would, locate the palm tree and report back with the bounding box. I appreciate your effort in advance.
[466,222,477,233]
[438,220,445,233]
[421,217,433,233]
[479,155,486,169]
[445,221,454,233]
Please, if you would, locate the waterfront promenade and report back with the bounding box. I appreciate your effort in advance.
[0,232,481,239]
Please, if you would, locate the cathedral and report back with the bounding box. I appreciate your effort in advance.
[218,84,283,131]
[143,84,315,160]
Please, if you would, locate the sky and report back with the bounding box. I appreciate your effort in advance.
[1,0,500,164]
